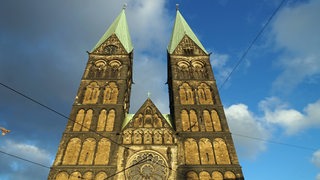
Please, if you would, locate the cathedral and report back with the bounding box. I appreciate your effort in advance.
[48,6,244,180]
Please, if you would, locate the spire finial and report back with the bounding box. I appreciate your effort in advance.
[147,91,151,98]
[123,3,127,10]
[176,4,179,11]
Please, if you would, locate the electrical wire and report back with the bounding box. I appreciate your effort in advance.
[0,0,316,179]
[0,82,137,154]
[218,0,288,89]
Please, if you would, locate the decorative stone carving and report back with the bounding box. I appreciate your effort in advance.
[125,151,169,180]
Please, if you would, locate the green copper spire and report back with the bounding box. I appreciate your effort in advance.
[91,8,133,53]
[168,10,208,54]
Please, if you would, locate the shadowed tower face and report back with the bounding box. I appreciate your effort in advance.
[49,7,244,180]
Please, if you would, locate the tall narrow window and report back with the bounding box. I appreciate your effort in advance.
[199,138,214,164]
[97,109,107,131]
[211,110,222,131]
[214,138,231,164]
[189,110,199,131]
[62,138,81,165]
[73,109,85,131]
[78,138,96,165]
[203,110,213,131]
[106,109,115,131]
[82,109,93,131]
[184,138,200,164]
[181,110,190,131]
[94,138,111,165]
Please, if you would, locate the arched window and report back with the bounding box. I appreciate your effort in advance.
[97,109,107,131]
[82,109,93,131]
[164,131,173,144]
[212,171,223,180]
[83,82,100,104]
[83,172,93,180]
[153,114,163,127]
[103,82,118,104]
[55,172,68,180]
[190,110,199,132]
[144,131,152,144]
[63,138,81,165]
[197,83,213,104]
[186,171,199,180]
[177,61,190,79]
[211,110,222,131]
[123,130,132,144]
[181,110,190,131]
[133,131,142,144]
[73,109,85,131]
[184,138,200,164]
[153,130,162,144]
[95,172,107,180]
[203,110,213,131]
[179,83,194,104]
[78,138,96,165]
[106,109,115,131]
[214,138,231,164]
[94,138,111,165]
[224,171,236,179]
[69,172,81,180]
[199,171,211,180]
[199,138,215,164]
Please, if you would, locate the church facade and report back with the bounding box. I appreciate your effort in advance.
[48,8,244,180]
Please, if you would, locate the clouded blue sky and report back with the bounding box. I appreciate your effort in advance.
[0,0,319,179]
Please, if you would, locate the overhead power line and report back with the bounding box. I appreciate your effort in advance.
[219,0,288,89]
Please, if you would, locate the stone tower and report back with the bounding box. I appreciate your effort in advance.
[167,10,244,179]
[49,8,244,180]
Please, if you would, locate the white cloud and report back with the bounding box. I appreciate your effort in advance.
[127,0,170,51]
[225,104,270,158]
[0,140,52,180]
[271,0,320,92]
[211,52,232,84]
[259,97,320,135]
[312,150,320,180]
[312,150,320,168]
